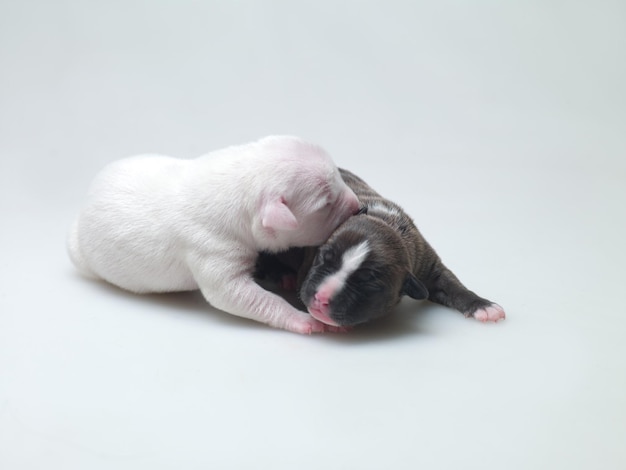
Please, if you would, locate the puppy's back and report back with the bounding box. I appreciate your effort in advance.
[67,154,188,284]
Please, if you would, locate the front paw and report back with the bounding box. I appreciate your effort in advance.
[281,313,323,334]
[284,314,350,334]
[471,304,506,322]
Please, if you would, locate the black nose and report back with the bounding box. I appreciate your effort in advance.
[355,205,368,215]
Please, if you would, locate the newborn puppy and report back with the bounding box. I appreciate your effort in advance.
[295,168,506,327]
[67,136,361,334]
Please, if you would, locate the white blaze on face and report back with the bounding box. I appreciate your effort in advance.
[315,241,370,303]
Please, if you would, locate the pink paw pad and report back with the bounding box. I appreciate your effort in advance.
[472,304,506,323]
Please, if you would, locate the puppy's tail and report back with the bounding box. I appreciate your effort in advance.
[67,218,99,279]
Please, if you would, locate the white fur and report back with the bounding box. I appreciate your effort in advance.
[339,241,371,282]
[367,201,401,218]
[68,136,360,334]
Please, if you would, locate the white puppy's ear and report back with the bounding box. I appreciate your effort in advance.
[262,198,299,231]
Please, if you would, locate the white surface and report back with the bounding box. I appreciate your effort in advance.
[1,2,625,469]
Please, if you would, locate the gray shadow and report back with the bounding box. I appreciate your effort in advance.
[69,271,456,341]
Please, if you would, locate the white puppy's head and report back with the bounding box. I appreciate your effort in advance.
[253,136,360,251]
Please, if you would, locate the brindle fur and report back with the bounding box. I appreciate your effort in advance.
[256,168,499,326]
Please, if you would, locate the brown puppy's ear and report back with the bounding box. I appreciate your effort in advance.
[261,197,299,231]
[402,272,428,300]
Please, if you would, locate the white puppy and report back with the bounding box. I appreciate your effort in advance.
[68,136,360,333]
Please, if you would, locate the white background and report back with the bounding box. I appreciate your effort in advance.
[1,1,625,469]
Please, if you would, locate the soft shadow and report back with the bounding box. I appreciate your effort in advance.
[260,281,440,343]
[72,273,268,332]
[318,299,442,344]
[70,273,445,340]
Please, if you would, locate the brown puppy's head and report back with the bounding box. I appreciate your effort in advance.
[299,215,428,327]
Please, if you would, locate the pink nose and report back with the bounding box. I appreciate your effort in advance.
[315,293,330,308]
[308,292,338,326]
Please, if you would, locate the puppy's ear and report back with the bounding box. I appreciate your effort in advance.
[402,272,428,300]
[262,198,299,231]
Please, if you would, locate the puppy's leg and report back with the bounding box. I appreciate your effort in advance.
[423,262,505,322]
[216,278,336,333]
[195,263,336,333]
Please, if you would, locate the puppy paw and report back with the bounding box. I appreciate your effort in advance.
[472,304,506,322]
[283,315,352,334]
[284,314,327,335]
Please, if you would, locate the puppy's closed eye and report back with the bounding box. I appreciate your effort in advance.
[353,268,377,283]
[313,248,338,270]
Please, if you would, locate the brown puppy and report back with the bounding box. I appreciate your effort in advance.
[258,168,505,328]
